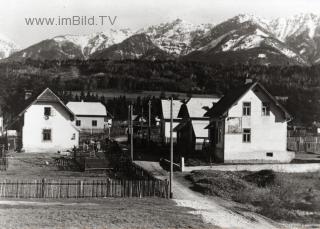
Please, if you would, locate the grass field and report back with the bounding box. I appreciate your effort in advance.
[187,170,320,224]
[0,152,109,180]
[0,198,214,229]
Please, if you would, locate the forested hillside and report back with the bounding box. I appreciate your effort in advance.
[0,59,319,125]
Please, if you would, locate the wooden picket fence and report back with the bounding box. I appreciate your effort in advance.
[288,136,320,153]
[0,179,169,199]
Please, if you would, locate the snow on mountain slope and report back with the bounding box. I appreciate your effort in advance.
[53,29,133,58]
[90,33,172,61]
[185,15,308,65]
[270,13,320,41]
[6,13,320,65]
[0,34,19,59]
[269,13,320,63]
[139,19,213,56]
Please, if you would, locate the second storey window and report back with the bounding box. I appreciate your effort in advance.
[76,120,81,126]
[262,102,270,116]
[243,102,251,116]
[243,128,251,143]
[44,107,51,116]
[92,120,97,127]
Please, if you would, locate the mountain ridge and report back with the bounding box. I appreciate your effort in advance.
[4,13,320,65]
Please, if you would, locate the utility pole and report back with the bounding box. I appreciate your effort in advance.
[169,97,173,199]
[128,105,130,144]
[130,104,134,161]
[148,100,151,143]
[141,107,143,137]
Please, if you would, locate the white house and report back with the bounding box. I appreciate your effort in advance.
[18,88,79,153]
[66,101,111,133]
[205,82,295,163]
[160,99,183,143]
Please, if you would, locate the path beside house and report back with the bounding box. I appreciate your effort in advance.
[133,160,283,229]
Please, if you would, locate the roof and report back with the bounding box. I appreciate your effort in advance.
[18,88,75,118]
[161,99,183,120]
[184,97,220,118]
[173,119,209,138]
[66,101,107,116]
[192,120,210,138]
[204,82,291,120]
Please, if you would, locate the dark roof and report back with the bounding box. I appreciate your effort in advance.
[205,82,255,117]
[204,82,291,120]
[36,88,61,102]
[18,88,75,118]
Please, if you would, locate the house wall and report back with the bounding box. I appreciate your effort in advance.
[214,120,225,162]
[223,89,291,163]
[22,102,79,153]
[74,116,106,132]
[161,120,179,143]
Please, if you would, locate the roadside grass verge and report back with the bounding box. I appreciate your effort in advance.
[0,198,214,229]
[186,170,320,224]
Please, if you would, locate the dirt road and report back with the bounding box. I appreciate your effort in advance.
[134,161,283,229]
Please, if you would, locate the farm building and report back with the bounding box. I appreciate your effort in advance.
[174,97,220,158]
[66,101,111,134]
[160,99,183,143]
[205,81,295,163]
[17,88,79,153]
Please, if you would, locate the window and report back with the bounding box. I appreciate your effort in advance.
[262,102,270,116]
[242,128,251,143]
[71,133,76,140]
[266,152,273,157]
[76,120,81,126]
[242,102,251,116]
[44,107,51,116]
[92,120,97,127]
[42,129,51,141]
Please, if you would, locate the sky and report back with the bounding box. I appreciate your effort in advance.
[1,0,320,48]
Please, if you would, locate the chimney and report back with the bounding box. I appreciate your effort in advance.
[245,78,253,84]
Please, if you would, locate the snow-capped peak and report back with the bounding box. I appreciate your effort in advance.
[233,13,271,29]
[139,18,213,55]
[0,33,19,59]
[270,13,320,41]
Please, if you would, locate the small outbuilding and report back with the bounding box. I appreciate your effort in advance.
[174,97,219,158]
[66,101,111,134]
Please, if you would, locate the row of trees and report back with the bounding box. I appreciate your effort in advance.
[0,59,319,125]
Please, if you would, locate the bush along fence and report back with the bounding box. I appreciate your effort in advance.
[0,145,7,171]
[0,178,170,199]
[0,157,8,171]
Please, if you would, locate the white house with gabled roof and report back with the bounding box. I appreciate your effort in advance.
[66,101,111,133]
[205,82,295,163]
[18,88,79,153]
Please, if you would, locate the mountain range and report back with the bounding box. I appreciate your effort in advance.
[3,13,320,65]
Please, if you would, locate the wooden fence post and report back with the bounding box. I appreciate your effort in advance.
[41,178,46,198]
